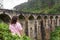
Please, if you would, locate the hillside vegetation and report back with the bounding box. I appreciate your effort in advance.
[14,0,60,13]
[43,4,60,14]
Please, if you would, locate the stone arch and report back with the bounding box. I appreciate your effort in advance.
[19,14,25,27]
[19,14,25,20]
[28,15,35,39]
[5,13,12,19]
[19,14,25,25]
[0,14,11,23]
[50,16,53,25]
[19,14,26,35]
[44,16,48,19]
[36,15,42,40]
[55,16,58,19]
[50,16,53,19]
[29,15,34,20]
[55,16,58,26]
[0,12,12,19]
[37,16,41,20]
[44,16,48,27]
[50,16,53,31]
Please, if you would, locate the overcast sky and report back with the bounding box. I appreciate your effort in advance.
[3,0,28,9]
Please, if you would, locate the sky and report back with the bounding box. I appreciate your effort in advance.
[3,0,28,9]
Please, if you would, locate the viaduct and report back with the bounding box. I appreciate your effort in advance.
[0,9,60,40]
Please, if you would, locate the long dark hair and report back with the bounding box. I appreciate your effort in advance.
[11,16,18,24]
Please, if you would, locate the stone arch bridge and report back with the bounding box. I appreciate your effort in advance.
[0,9,60,40]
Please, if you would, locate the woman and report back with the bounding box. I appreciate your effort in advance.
[9,16,23,37]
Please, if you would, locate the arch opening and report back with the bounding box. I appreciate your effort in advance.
[55,16,58,26]
[50,16,53,31]
[37,16,41,20]
[0,14,11,23]
[44,16,48,19]
[19,14,28,36]
[55,16,58,19]
[19,14,25,20]
[29,15,34,20]
[19,14,25,27]
[40,20,45,40]
[50,16,53,19]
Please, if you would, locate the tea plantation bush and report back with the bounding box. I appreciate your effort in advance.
[50,26,60,40]
[0,23,31,40]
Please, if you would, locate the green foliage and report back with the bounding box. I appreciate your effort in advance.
[0,19,3,22]
[44,4,60,14]
[21,3,60,13]
[22,8,41,13]
[0,23,31,40]
[14,0,60,13]
[50,26,60,40]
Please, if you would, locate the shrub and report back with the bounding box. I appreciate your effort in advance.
[50,26,60,40]
[0,23,31,40]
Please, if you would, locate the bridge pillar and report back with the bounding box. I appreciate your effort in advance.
[34,15,42,40]
[51,17,55,32]
[28,15,38,40]
[25,17,29,36]
[49,16,55,32]
[19,20,25,35]
[57,17,60,26]
[28,20,35,40]
[41,18,45,40]
[45,19,50,40]
[37,19,42,40]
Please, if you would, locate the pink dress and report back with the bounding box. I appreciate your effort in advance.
[9,22,23,37]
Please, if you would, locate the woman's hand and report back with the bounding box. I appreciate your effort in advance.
[20,29,23,36]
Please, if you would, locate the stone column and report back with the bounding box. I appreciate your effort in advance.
[45,19,50,40]
[19,20,25,34]
[49,16,55,32]
[51,17,55,32]
[25,17,29,36]
[33,15,38,40]
[37,20,42,40]
[34,20,37,40]
[41,18,45,40]
[54,16,60,26]
[48,18,51,32]
[28,20,35,40]
[57,17,59,26]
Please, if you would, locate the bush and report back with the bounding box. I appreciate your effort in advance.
[44,4,60,14]
[50,26,60,40]
[0,23,31,40]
